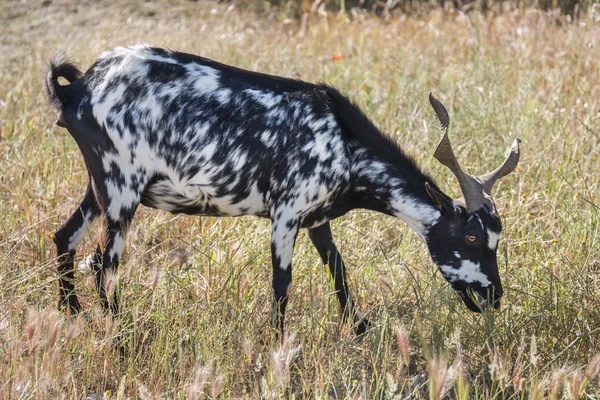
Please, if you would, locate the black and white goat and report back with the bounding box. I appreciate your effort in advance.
[46,45,520,335]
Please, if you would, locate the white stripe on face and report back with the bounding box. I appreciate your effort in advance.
[487,229,501,250]
[475,215,484,230]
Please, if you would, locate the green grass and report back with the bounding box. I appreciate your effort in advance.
[1,0,599,398]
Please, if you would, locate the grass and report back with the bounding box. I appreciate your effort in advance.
[1,0,600,398]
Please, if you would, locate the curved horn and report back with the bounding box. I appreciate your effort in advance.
[429,92,449,134]
[478,138,521,195]
[429,93,487,213]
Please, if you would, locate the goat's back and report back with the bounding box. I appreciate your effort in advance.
[53,45,353,221]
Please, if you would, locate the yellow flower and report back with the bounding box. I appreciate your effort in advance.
[551,239,558,244]
[577,312,583,321]
[18,261,24,267]
[49,233,55,239]
[519,241,526,248]
[527,214,532,220]
[574,193,580,199]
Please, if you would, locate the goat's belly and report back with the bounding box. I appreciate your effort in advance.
[141,178,268,217]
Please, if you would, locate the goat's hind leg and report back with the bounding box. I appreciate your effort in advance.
[94,195,139,316]
[54,183,100,314]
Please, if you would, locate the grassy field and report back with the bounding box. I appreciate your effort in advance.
[1,0,600,398]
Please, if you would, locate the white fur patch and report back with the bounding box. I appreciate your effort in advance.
[244,89,280,109]
[271,209,299,270]
[439,261,491,286]
[391,195,440,239]
[192,67,220,95]
[67,210,95,250]
[487,229,501,250]
[109,232,126,260]
[77,254,95,274]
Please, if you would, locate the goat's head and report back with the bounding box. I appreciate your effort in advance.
[423,93,520,313]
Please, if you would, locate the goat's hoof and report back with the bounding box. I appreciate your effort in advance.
[354,318,372,336]
[59,296,82,316]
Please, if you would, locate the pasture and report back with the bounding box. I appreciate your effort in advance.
[1,0,599,398]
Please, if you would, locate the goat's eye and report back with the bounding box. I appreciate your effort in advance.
[466,235,477,243]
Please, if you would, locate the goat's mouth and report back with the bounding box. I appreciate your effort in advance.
[458,290,501,313]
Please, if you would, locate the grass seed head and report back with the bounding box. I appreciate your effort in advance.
[271,333,301,392]
[395,323,410,367]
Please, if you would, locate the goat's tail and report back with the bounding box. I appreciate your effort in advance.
[46,54,82,110]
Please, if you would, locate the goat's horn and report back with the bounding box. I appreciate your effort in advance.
[429,93,487,213]
[477,139,521,195]
[429,92,449,134]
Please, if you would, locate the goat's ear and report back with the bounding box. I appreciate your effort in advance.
[425,183,455,217]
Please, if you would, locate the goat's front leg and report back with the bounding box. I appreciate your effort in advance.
[271,211,300,338]
[54,183,100,314]
[308,222,370,335]
[95,211,135,316]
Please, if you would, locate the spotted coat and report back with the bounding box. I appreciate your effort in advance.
[47,45,504,335]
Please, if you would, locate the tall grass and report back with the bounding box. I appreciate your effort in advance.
[245,0,594,18]
[0,0,599,398]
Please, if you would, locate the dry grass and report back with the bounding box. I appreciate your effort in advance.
[1,0,600,398]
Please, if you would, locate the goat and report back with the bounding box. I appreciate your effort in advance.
[46,45,520,336]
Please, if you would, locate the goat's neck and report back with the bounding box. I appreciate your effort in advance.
[350,149,441,239]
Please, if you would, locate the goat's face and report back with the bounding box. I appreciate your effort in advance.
[424,193,503,312]
[425,93,520,313]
